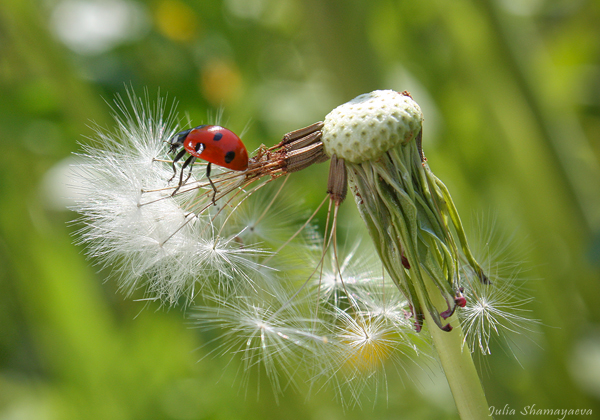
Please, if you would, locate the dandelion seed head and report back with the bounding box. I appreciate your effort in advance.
[70,89,533,408]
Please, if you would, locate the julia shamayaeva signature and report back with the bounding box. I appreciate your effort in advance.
[489,404,593,419]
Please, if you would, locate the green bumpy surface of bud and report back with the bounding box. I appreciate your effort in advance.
[321,90,423,163]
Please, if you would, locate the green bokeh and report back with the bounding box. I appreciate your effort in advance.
[1,0,599,418]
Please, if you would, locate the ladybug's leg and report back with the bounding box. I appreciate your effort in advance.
[169,147,188,182]
[182,156,197,185]
[205,163,217,204]
[172,154,196,196]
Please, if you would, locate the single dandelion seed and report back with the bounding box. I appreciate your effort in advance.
[310,303,425,409]
[460,276,540,356]
[334,309,413,375]
[459,217,540,356]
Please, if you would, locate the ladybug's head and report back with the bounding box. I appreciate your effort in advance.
[168,125,207,153]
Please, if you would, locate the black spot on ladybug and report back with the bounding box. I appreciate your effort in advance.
[224,151,235,164]
[195,142,205,153]
[213,132,223,141]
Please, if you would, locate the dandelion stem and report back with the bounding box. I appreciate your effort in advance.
[417,273,490,420]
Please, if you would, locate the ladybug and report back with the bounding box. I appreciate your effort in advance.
[168,125,249,200]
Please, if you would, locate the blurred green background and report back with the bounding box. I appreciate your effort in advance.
[1,0,600,419]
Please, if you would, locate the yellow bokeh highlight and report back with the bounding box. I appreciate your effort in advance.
[342,325,394,373]
[154,0,199,42]
[200,59,243,106]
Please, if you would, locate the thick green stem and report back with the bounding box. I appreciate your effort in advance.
[416,275,491,420]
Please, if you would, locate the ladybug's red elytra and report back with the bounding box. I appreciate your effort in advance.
[168,125,249,200]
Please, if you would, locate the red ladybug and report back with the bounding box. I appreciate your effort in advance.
[168,125,248,200]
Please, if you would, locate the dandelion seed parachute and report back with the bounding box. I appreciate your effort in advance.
[460,277,538,355]
[191,283,328,398]
[459,217,540,355]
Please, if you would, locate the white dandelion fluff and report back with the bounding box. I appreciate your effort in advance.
[308,304,426,408]
[458,220,541,355]
[460,276,539,355]
[191,284,328,397]
[71,90,261,304]
[458,243,540,356]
